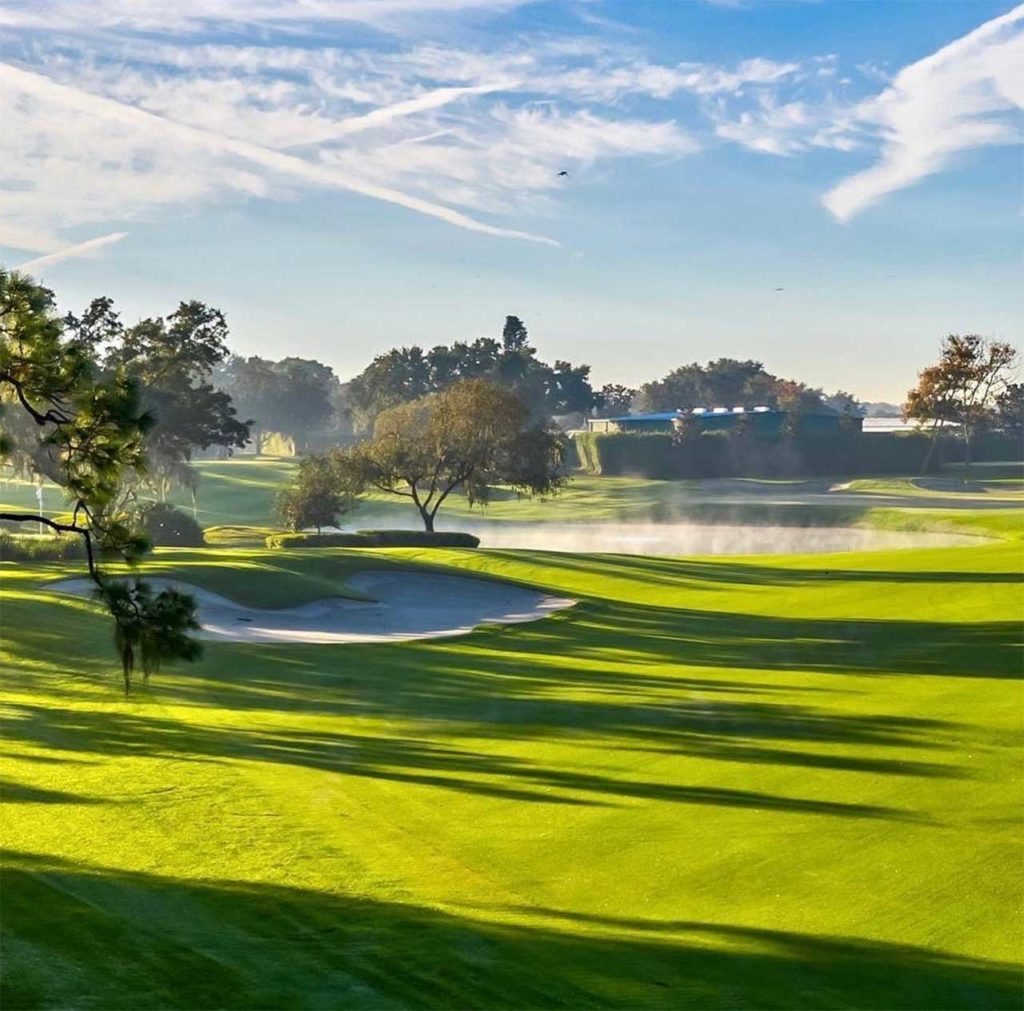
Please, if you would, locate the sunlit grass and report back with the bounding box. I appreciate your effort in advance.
[2,528,1022,1008]
[844,477,1024,500]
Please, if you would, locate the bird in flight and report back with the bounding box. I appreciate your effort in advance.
[773,287,785,291]
[557,170,569,177]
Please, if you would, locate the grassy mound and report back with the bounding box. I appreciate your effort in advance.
[2,524,1021,1008]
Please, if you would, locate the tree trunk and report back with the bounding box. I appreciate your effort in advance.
[420,507,435,532]
[122,645,133,694]
[921,424,941,475]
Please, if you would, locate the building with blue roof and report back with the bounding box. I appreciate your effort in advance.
[586,407,857,436]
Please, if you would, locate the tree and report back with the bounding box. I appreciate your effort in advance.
[345,317,596,430]
[0,268,202,691]
[277,454,353,533]
[102,579,202,690]
[671,411,700,445]
[332,379,565,531]
[904,335,1017,468]
[346,346,432,433]
[596,384,637,416]
[67,298,251,503]
[992,383,1024,442]
[547,360,596,415]
[634,359,827,414]
[218,356,278,452]
[426,338,501,387]
[824,390,865,418]
[219,355,338,452]
[501,315,530,354]
[269,358,337,448]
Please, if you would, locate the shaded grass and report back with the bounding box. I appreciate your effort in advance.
[844,477,1024,501]
[4,852,1020,1011]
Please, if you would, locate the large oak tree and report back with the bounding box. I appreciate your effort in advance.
[329,378,565,531]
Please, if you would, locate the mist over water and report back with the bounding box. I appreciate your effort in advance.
[440,521,980,555]
[337,515,981,556]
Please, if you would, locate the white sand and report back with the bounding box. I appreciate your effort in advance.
[44,571,575,645]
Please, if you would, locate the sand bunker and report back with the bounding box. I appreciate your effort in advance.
[45,571,575,645]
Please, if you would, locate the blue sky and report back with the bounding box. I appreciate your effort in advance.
[1,0,1021,401]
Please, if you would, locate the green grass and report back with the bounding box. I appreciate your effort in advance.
[6,458,1024,542]
[0,458,295,528]
[2,525,1023,1008]
[176,461,1024,533]
[844,477,1024,501]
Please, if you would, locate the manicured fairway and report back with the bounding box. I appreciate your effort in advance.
[2,525,1022,1008]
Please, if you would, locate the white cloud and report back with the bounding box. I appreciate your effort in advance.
[823,3,1024,221]
[553,56,800,101]
[321,105,695,213]
[0,11,712,252]
[281,83,516,148]
[16,231,128,272]
[712,93,857,156]
[0,62,557,246]
[0,0,532,32]
[0,0,1015,253]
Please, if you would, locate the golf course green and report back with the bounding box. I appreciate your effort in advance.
[2,477,1022,1008]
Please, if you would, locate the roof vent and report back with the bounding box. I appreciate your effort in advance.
[713,407,729,414]
[691,407,705,414]
[732,407,745,414]
[753,406,770,413]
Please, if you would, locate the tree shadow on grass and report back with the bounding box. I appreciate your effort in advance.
[539,600,1023,680]
[0,702,929,818]
[0,780,110,804]
[2,850,1019,1011]
[3,574,1015,813]
[2,591,1003,805]
[485,550,1024,591]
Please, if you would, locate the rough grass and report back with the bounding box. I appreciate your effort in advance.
[2,524,1022,1009]
[844,477,1024,501]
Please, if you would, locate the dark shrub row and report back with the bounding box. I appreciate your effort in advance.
[266,530,481,549]
[0,531,87,562]
[572,429,1020,479]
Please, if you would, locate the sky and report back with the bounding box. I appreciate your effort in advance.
[1,0,1021,402]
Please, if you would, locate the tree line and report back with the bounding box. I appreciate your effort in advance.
[345,315,599,431]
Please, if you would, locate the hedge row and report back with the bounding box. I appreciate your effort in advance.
[266,530,481,549]
[572,430,990,479]
[0,531,87,562]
